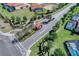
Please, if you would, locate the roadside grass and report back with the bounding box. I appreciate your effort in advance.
[30,37,44,56]
[54,21,79,55]
[21,30,36,41]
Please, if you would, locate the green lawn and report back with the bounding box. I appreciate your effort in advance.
[54,22,79,55]
[12,8,35,20]
[54,6,79,55]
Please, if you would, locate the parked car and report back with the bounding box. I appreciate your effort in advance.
[7,6,15,12]
[11,38,18,44]
[42,18,55,24]
[42,19,49,24]
[51,17,55,21]
[42,21,49,24]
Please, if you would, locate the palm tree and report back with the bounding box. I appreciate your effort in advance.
[15,16,20,24]
[44,35,49,41]
[55,21,60,29]
[61,17,64,24]
[29,7,32,11]
[23,16,27,21]
[11,16,15,23]
[52,21,60,32]
[48,31,57,41]
[38,42,44,56]
[38,40,49,56]
[46,10,50,14]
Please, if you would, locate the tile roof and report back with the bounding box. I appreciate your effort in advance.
[31,3,45,9]
[7,3,26,7]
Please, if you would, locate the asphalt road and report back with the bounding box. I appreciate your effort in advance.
[0,34,22,56]
[21,3,77,55]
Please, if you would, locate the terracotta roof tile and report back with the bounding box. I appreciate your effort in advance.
[31,4,45,9]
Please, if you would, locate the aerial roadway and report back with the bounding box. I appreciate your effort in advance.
[21,3,77,56]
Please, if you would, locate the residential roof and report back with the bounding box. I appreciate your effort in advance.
[31,3,45,9]
[77,20,79,27]
[74,21,79,33]
[65,40,79,56]
[8,3,28,7]
[74,27,79,33]
[72,14,79,21]
[4,3,30,7]
[7,3,18,6]
[66,20,76,31]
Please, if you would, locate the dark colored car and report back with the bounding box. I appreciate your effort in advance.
[11,38,18,44]
[42,21,49,24]
[7,6,15,12]
[51,18,55,21]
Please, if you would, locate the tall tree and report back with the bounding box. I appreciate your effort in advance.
[15,16,20,24]
[11,16,15,23]
[61,17,65,24]
[29,7,32,11]
[48,32,57,41]
[23,16,27,20]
